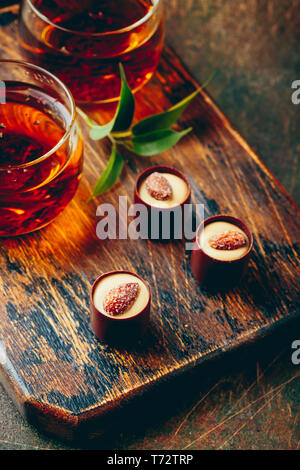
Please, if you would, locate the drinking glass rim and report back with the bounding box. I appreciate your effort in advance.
[25,0,161,36]
[0,59,76,171]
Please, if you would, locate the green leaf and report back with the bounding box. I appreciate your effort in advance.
[132,71,215,136]
[88,144,124,200]
[132,91,198,136]
[112,63,135,133]
[87,116,116,140]
[86,63,135,140]
[130,127,192,157]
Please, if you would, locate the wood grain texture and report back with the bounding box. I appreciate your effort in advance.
[0,6,299,440]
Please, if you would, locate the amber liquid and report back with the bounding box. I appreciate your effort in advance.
[0,82,83,236]
[19,0,164,103]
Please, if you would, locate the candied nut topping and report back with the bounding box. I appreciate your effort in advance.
[103,282,139,316]
[208,229,248,250]
[145,172,173,201]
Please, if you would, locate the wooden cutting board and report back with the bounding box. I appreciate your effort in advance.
[0,4,299,441]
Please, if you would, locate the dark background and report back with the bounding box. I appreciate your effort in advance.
[0,0,299,450]
[165,0,300,205]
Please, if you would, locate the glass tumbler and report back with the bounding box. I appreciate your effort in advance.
[18,0,165,104]
[0,60,83,236]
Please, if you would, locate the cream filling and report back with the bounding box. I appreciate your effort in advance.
[139,173,189,208]
[93,273,149,319]
[199,221,249,261]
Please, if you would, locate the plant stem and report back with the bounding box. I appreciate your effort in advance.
[112,130,133,139]
[107,133,116,145]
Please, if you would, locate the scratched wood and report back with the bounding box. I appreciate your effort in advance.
[0,5,299,441]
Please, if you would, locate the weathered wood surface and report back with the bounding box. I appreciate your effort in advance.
[0,5,299,440]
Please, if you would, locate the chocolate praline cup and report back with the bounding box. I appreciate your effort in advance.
[191,215,253,289]
[90,271,151,343]
[134,165,191,241]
